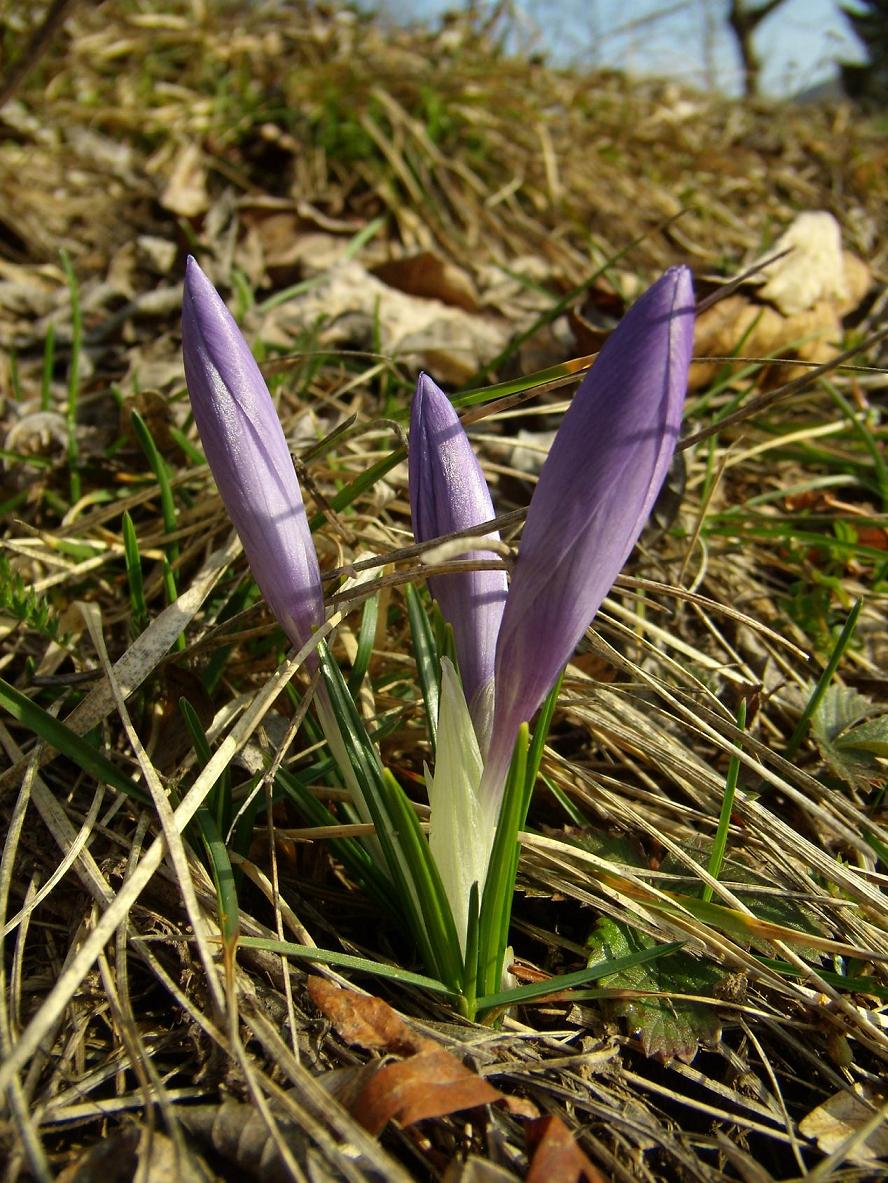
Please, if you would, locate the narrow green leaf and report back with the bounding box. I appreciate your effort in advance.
[757,956,888,1002]
[180,697,231,836]
[132,409,179,563]
[703,698,746,903]
[477,941,685,1011]
[785,598,862,759]
[122,511,148,636]
[521,672,562,823]
[380,766,463,987]
[461,881,481,1018]
[41,322,55,412]
[347,592,379,694]
[309,449,404,530]
[477,725,529,998]
[0,676,148,803]
[274,764,388,893]
[318,642,462,988]
[405,582,440,756]
[161,557,185,652]
[193,805,240,948]
[237,935,456,996]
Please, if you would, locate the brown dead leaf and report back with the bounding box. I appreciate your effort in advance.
[372,251,480,313]
[525,1116,608,1183]
[56,1128,213,1183]
[307,975,425,1055]
[178,1099,310,1183]
[308,978,536,1135]
[351,1046,507,1135]
[799,1085,888,1166]
[690,293,843,390]
[56,1129,140,1183]
[258,258,508,385]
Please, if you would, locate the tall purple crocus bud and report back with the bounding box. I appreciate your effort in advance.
[481,266,695,799]
[182,256,324,650]
[409,373,508,740]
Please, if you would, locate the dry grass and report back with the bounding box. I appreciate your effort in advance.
[0,2,886,1180]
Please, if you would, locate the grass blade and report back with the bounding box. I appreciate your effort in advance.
[785,598,862,758]
[237,935,456,996]
[703,698,746,903]
[0,676,148,803]
[405,583,441,757]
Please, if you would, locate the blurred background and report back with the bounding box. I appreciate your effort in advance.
[382,0,877,100]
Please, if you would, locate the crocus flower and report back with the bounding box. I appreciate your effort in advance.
[182,256,324,651]
[410,266,695,943]
[482,265,695,796]
[409,373,508,744]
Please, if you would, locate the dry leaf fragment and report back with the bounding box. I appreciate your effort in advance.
[178,1100,309,1183]
[351,1046,507,1136]
[259,259,508,385]
[691,211,872,391]
[373,251,480,312]
[307,974,424,1055]
[160,142,209,218]
[56,1128,214,1183]
[690,293,843,390]
[525,1116,608,1183]
[799,1085,888,1166]
[753,211,846,316]
[307,977,537,1135]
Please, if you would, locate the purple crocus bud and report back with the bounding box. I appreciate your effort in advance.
[182,256,324,650]
[483,266,695,798]
[409,373,508,738]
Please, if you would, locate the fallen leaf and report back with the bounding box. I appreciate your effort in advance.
[690,293,843,390]
[372,251,480,313]
[691,212,871,392]
[526,1116,607,1183]
[800,1085,888,1166]
[178,1099,309,1183]
[307,975,424,1055]
[258,259,509,385]
[160,142,209,218]
[351,1046,506,1135]
[753,211,846,316]
[56,1129,140,1183]
[57,1128,214,1183]
[308,978,537,1134]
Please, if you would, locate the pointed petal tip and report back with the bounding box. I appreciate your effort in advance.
[183,254,218,309]
[661,263,695,312]
[415,371,447,410]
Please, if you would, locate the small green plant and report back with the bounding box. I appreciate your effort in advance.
[0,555,66,644]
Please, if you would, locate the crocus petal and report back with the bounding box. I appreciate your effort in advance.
[408,373,508,739]
[182,256,323,650]
[483,266,695,798]
[427,659,498,952]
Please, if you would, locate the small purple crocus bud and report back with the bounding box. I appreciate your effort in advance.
[182,256,324,650]
[408,373,508,739]
[482,266,695,799]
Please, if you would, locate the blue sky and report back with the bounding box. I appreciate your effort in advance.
[382,0,866,96]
